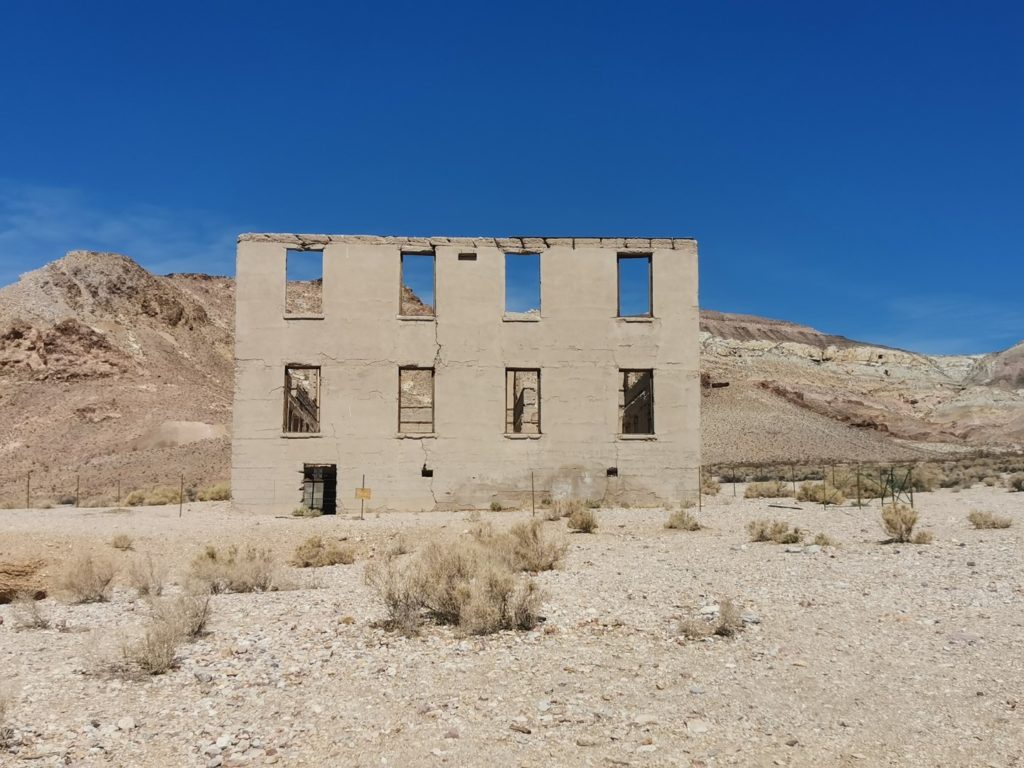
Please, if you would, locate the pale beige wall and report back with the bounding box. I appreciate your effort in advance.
[232,235,700,513]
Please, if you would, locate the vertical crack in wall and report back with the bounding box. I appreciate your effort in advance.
[420,438,438,507]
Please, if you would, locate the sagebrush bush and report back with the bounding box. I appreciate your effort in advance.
[813,532,837,547]
[291,505,322,518]
[364,537,543,636]
[1008,473,1024,492]
[679,598,743,640]
[552,498,584,519]
[746,519,802,544]
[121,595,211,675]
[471,519,567,572]
[881,504,930,543]
[124,490,147,507]
[744,480,791,499]
[665,508,701,531]
[197,483,231,501]
[489,501,503,512]
[57,554,116,603]
[701,474,721,496]
[797,482,845,506]
[967,510,1012,529]
[12,593,49,630]
[127,554,169,597]
[188,544,281,593]
[0,687,13,747]
[567,507,598,533]
[291,536,355,567]
[110,534,134,551]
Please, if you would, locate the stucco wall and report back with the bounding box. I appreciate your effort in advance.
[232,235,700,513]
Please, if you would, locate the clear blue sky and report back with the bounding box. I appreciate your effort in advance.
[1,1,1021,354]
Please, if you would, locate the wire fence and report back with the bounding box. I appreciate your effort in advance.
[0,471,230,511]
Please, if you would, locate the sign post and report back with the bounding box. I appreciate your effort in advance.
[355,475,371,520]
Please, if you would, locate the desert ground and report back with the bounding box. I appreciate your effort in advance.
[1,486,1022,768]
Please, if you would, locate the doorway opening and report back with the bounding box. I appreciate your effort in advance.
[302,464,337,514]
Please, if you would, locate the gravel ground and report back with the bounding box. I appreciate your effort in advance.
[1,487,1022,767]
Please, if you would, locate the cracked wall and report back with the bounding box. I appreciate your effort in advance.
[231,235,700,513]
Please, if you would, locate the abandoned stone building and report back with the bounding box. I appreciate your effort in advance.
[231,234,700,514]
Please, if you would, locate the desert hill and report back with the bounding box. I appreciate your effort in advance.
[0,251,1021,502]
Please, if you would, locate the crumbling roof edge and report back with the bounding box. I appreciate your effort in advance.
[237,233,697,249]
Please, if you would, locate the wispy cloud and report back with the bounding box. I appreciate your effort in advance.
[876,295,1024,355]
[0,180,243,287]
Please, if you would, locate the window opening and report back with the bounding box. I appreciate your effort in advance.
[505,252,541,317]
[619,369,654,434]
[302,464,336,514]
[400,252,435,316]
[284,366,321,433]
[505,368,541,434]
[286,249,323,315]
[399,367,435,433]
[617,254,652,317]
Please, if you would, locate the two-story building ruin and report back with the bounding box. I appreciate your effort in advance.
[231,234,700,513]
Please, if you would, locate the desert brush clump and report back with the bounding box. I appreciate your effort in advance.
[12,592,50,630]
[291,536,356,567]
[291,505,322,518]
[881,504,932,543]
[967,510,1012,529]
[127,554,169,597]
[110,534,134,551]
[197,483,231,501]
[188,544,282,593]
[0,687,14,748]
[470,519,567,572]
[567,507,598,533]
[678,598,744,640]
[746,519,802,544]
[364,535,543,636]
[796,482,845,506]
[121,594,211,675]
[665,508,701,531]
[57,554,117,603]
[489,501,504,512]
[1008,473,1024,492]
[551,497,584,519]
[813,532,838,547]
[745,480,792,499]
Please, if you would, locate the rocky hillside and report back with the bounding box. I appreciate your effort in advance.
[0,252,1021,502]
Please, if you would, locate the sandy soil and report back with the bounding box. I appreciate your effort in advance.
[1,487,1023,767]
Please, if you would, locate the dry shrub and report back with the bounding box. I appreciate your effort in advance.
[121,595,211,675]
[490,501,503,512]
[110,534,134,551]
[543,506,563,522]
[146,487,181,506]
[128,554,168,597]
[472,519,567,572]
[552,497,584,518]
[0,687,13,747]
[679,598,743,640]
[745,480,791,499]
[746,519,802,544]
[911,530,934,544]
[364,537,542,636]
[881,504,924,543]
[701,475,721,496]
[57,555,116,603]
[292,536,355,568]
[197,483,231,501]
[291,505,322,518]
[1008,473,1024,492]
[124,490,147,507]
[797,482,845,506]
[968,510,1012,529]
[188,545,281,593]
[665,508,701,531]
[586,499,602,509]
[465,510,482,522]
[813,532,837,547]
[567,507,598,533]
[12,592,50,630]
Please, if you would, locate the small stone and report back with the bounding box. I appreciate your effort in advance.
[537,699,551,712]
[207,757,223,768]
[444,728,459,739]
[804,545,821,554]
[689,685,705,695]
[195,671,213,684]
[510,723,531,734]
[116,717,135,731]
[967,561,976,567]
[786,737,798,746]
[576,737,599,747]
[634,713,658,726]
[699,605,719,616]
[686,719,710,734]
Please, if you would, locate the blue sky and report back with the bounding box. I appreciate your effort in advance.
[0,1,1021,354]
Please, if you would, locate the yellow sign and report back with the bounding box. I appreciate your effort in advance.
[355,487,372,500]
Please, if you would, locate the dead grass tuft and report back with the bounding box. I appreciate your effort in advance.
[552,497,584,518]
[188,544,282,593]
[472,519,567,572]
[747,519,802,544]
[127,554,169,597]
[745,480,791,499]
[797,482,845,506]
[967,510,1012,529]
[120,595,211,676]
[56,555,116,603]
[110,534,134,551]
[813,532,838,547]
[490,501,503,512]
[12,592,50,630]
[0,687,14,747]
[665,508,701,531]
[197,483,231,501]
[291,505,322,518]
[679,598,744,640]
[567,507,598,533]
[291,536,355,568]
[1007,473,1024,492]
[881,504,921,543]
